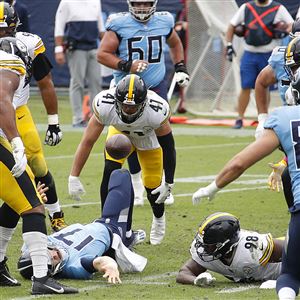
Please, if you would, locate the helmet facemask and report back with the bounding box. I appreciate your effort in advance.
[284,37,300,81]
[127,0,157,22]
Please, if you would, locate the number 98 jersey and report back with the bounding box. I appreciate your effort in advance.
[92,88,170,150]
[190,229,281,282]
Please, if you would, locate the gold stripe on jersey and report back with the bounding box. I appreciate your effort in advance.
[198,212,236,234]
[127,74,135,101]
[259,233,274,266]
[0,2,4,23]
[34,40,46,57]
[0,59,26,75]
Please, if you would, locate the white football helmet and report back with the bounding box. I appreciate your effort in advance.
[127,0,157,22]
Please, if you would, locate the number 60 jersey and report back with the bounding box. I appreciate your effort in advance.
[92,88,170,150]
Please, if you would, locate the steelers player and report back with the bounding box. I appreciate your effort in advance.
[69,74,176,245]
[0,37,77,294]
[0,2,66,231]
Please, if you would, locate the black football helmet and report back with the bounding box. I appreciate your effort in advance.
[290,18,300,39]
[0,2,19,36]
[115,74,147,123]
[284,37,300,81]
[194,212,240,262]
[127,0,157,22]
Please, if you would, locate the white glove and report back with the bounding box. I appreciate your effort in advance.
[151,182,174,204]
[268,159,287,192]
[133,60,148,73]
[10,137,27,178]
[44,114,62,146]
[192,181,220,205]
[255,113,268,140]
[175,72,190,87]
[194,272,216,287]
[259,280,276,289]
[68,175,85,201]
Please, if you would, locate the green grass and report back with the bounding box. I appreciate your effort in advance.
[0,95,288,299]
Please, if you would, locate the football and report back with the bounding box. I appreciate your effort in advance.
[105,134,132,160]
[234,24,246,37]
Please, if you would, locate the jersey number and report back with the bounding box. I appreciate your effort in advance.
[291,120,300,169]
[128,36,162,63]
[244,235,258,249]
[54,229,93,251]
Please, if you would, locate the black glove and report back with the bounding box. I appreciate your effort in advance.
[44,124,63,146]
[226,43,236,62]
[174,60,190,87]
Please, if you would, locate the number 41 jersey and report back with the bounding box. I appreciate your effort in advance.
[92,88,170,150]
[190,229,281,282]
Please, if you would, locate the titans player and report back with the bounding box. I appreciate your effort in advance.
[19,169,146,281]
[0,2,66,231]
[97,0,188,205]
[192,69,300,300]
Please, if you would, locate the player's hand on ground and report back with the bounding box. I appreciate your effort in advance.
[194,272,216,286]
[36,181,49,203]
[192,181,220,205]
[152,182,174,204]
[268,160,286,192]
[103,266,121,284]
[131,60,148,73]
[10,137,27,178]
[68,175,85,200]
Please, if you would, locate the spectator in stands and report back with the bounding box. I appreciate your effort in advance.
[54,0,104,128]
[97,0,189,206]
[3,0,30,32]
[225,0,293,129]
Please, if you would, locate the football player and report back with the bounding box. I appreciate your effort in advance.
[192,70,300,300]
[0,37,77,294]
[177,212,283,286]
[0,2,66,231]
[68,74,176,245]
[18,169,146,281]
[97,0,189,206]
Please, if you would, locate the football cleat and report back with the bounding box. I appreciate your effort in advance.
[49,211,68,232]
[0,257,20,286]
[150,213,166,245]
[128,230,146,249]
[31,274,78,295]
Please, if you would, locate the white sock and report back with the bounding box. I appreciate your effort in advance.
[0,226,15,262]
[126,230,132,238]
[131,171,142,183]
[46,200,61,217]
[278,287,296,300]
[22,232,48,278]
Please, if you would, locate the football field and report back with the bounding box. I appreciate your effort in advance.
[1,96,289,300]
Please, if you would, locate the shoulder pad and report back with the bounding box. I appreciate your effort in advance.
[16,32,45,59]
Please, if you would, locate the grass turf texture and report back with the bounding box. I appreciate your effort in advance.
[0,95,288,299]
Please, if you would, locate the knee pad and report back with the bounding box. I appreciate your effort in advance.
[0,203,20,228]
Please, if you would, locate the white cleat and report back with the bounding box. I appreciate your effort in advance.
[150,213,165,245]
[164,193,174,205]
[131,171,145,206]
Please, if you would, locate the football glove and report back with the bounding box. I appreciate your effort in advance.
[255,113,268,140]
[174,60,190,87]
[68,175,85,201]
[194,272,216,287]
[151,182,174,204]
[10,137,27,178]
[268,159,287,192]
[44,114,63,146]
[226,43,236,62]
[192,181,220,205]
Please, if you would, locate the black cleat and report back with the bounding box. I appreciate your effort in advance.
[0,257,20,286]
[31,275,78,295]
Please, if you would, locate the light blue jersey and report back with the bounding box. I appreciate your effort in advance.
[106,11,174,88]
[264,106,300,211]
[268,46,289,104]
[48,222,111,279]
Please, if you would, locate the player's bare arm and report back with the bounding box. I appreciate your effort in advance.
[93,256,121,284]
[176,259,207,285]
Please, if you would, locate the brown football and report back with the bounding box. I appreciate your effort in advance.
[105,134,132,160]
[234,24,246,37]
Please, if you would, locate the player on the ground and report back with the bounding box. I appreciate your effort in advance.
[0,36,77,294]
[97,0,189,206]
[177,212,283,286]
[68,74,176,245]
[0,2,66,231]
[19,169,147,281]
[192,70,300,300]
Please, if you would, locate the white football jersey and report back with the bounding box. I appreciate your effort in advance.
[0,50,26,138]
[190,229,281,282]
[12,32,46,108]
[92,88,170,150]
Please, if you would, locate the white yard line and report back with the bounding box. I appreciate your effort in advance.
[217,285,258,294]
